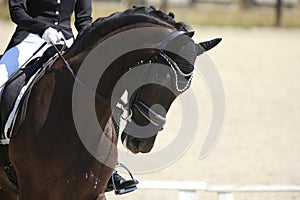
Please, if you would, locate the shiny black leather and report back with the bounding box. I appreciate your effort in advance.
[106,173,138,194]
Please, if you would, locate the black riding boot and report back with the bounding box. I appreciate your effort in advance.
[106,172,139,195]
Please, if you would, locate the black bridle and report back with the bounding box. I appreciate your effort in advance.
[54,30,195,134]
[124,31,195,131]
[126,50,194,132]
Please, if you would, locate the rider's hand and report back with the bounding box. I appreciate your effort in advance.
[42,27,62,45]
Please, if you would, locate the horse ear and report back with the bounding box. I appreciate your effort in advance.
[185,31,195,38]
[196,38,222,56]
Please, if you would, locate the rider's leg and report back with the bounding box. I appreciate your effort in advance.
[0,48,19,95]
[0,33,73,95]
[0,33,47,95]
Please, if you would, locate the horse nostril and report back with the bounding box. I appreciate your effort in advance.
[124,137,141,154]
[121,132,127,143]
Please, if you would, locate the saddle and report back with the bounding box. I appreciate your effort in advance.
[0,45,63,144]
[0,45,63,187]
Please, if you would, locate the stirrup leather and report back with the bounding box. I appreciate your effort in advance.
[112,163,138,195]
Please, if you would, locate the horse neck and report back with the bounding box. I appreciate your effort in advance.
[54,54,113,131]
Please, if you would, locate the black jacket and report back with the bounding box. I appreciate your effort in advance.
[6,0,92,51]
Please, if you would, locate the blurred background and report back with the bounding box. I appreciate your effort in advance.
[1,0,300,200]
[0,0,300,27]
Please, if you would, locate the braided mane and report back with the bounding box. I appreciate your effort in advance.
[69,6,190,55]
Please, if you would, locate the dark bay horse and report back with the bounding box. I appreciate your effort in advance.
[0,6,220,200]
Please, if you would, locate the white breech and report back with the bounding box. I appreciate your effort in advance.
[0,33,73,95]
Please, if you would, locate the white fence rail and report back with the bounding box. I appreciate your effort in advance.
[138,181,300,200]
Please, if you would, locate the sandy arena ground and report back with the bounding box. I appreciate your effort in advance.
[1,20,300,200]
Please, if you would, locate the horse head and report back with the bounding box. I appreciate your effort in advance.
[120,31,221,154]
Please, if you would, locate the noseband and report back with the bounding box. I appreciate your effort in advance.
[133,101,166,131]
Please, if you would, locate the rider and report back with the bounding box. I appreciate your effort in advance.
[0,0,137,193]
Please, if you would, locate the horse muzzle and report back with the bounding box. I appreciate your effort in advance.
[121,132,157,154]
[121,101,166,153]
